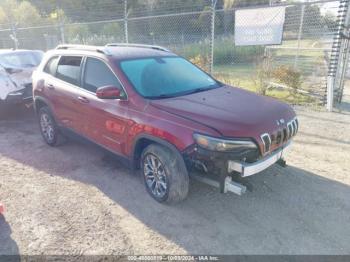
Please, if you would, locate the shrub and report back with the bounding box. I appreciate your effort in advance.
[257,66,271,95]
[272,65,302,93]
[189,54,209,72]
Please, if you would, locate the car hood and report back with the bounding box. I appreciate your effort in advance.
[9,68,34,84]
[150,85,296,138]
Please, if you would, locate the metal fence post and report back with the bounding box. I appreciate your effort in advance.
[336,1,350,103]
[124,0,129,43]
[210,0,217,75]
[59,21,65,44]
[327,76,334,111]
[328,0,350,108]
[294,3,305,69]
[337,33,350,103]
[10,24,18,49]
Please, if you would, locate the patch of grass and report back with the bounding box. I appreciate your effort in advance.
[214,72,318,105]
[214,74,257,91]
[281,39,321,48]
[266,89,317,105]
[213,63,256,80]
[274,49,323,58]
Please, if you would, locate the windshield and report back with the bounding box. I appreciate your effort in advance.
[0,51,44,69]
[119,57,220,98]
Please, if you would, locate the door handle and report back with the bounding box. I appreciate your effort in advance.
[47,83,55,90]
[77,96,90,103]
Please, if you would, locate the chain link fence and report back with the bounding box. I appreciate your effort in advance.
[0,0,348,107]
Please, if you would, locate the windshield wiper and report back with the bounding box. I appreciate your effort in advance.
[145,94,178,99]
[187,87,211,94]
[181,84,219,96]
[146,84,220,99]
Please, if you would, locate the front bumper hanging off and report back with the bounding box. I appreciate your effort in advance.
[190,142,291,195]
[228,141,291,177]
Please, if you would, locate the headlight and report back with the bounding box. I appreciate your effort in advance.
[193,133,257,152]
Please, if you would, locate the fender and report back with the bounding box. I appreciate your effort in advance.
[33,96,53,113]
[33,96,60,125]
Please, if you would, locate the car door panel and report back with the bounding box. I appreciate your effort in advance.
[78,95,130,153]
[49,56,83,132]
[78,57,129,155]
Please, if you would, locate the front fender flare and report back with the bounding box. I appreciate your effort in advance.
[131,133,187,171]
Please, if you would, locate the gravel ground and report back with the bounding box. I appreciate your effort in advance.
[0,101,350,255]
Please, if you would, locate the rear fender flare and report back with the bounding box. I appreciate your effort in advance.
[33,96,58,123]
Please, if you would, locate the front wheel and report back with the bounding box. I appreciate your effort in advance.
[141,144,189,204]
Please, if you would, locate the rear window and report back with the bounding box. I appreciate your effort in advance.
[43,56,59,76]
[56,56,82,86]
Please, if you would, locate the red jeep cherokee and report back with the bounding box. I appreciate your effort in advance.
[32,44,298,203]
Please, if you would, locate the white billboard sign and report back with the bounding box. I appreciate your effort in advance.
[235,6,286,46]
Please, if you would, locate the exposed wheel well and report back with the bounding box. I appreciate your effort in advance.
[133,138,155,169]
[132,136,184,170]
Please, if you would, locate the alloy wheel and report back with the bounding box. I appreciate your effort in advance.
[143,153,168,199]
[40,113,55,143]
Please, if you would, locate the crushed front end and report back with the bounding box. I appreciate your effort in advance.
[183,117,299,194]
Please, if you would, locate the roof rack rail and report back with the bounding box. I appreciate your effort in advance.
[55,44,110,55]
[105,43,170,52]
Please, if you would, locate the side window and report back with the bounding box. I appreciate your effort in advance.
[43,56,59,76]
[83,57,123,94]
[56,56,82,86]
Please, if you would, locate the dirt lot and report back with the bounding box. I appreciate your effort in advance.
[0,103,350,255]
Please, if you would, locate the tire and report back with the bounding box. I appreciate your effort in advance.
[141,144,189,204]
[38,106,62,146]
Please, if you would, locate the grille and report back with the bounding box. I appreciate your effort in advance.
[283,127,288,142]
[261,133,271,153]
[261,118,299,154]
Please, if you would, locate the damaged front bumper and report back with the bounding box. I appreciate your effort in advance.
[228,141,291,177]
[185,141,291,195]
[5,83,33,104]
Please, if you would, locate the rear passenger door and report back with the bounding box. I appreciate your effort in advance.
[80,57,129,154]
[50,56,84,131]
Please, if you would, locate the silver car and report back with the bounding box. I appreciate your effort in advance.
[0,49,43,106]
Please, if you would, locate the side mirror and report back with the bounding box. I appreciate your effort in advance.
[96,85,123,99]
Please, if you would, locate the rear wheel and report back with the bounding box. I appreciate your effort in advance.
[38,106,61,146]
[141,144,189,203]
